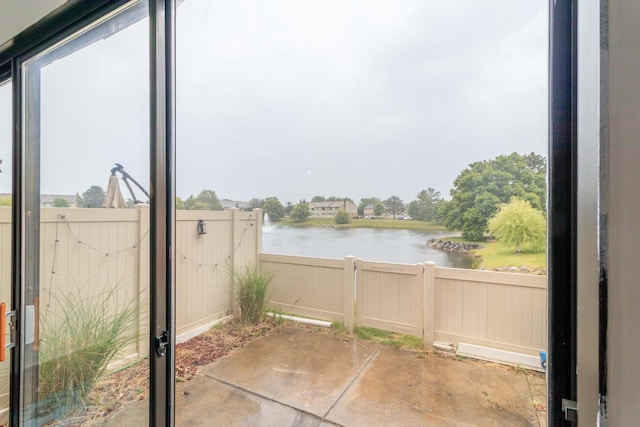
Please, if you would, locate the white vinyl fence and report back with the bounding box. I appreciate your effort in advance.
[261,253,547,370]
[0,206,261,358]
[0,203,547,376]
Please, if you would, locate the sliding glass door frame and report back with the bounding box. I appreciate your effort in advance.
[0,0,581,425]
[0,63,18,426]
[549,1,578,425]
[0,0,176,425]
[149,0,176,425]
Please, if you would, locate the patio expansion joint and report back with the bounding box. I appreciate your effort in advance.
[322,344,383,420]
[200,372,346,427]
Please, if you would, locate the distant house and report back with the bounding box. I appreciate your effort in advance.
[220,199,252,211]
[363,203,375,216]
[308,200,357,218]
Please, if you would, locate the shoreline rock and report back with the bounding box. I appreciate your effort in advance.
[485,266,547,275]
[427,239,547,275]
[426,239,482,254]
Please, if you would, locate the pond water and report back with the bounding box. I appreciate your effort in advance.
[261,224,473,268]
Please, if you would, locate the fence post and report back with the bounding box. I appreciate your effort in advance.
[254,208,263,261]
[344,256,356,332]
[416,263,425,339]
[230,208,240,317]
[423,261,436,350]
[136,204,150,357]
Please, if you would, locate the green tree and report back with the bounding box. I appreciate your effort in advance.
[334,209,351,225]
[327,196,354,203]
[51,197,70,207]
[441,152,546,241]
[184,189,223,210]
[249,198,264,209]
[184,195,197,209]
[284,202,293,218]
[407,188,443,221]
[384,195,404,219]
[374,202,385,216]
[290,201,310,222]
[198,189,223,210]
[81,185,106,208]
[189,201,210,210]
[262,197,285,221]
[176,197,185,210]
[488,198,546,253]
[311,196,326,202]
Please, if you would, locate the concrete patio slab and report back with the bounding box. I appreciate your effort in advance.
[201,328,379,418]
[109,372,324,427]
[109,327,546,426]
[176,374,321,427]
[326,345,541,426]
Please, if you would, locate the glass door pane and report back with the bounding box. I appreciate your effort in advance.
[176,1,547,426]
[21,2,151,425]
[0,78,12,426]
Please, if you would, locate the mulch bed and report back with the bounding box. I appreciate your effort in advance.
[175,321,275,381]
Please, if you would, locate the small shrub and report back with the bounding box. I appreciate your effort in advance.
[233,264,275,324]
[334,209,351,225]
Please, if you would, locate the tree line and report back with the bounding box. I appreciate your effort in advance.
[70,151,546,252]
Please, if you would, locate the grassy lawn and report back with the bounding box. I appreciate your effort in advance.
[475,241,546,270]
[278,217,444,232]
[442,236,546,270]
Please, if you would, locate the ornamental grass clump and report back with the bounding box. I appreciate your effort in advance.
[38,284,141,418]
[233,264,274,324]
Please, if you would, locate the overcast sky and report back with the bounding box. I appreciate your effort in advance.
[0,0,547,205]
